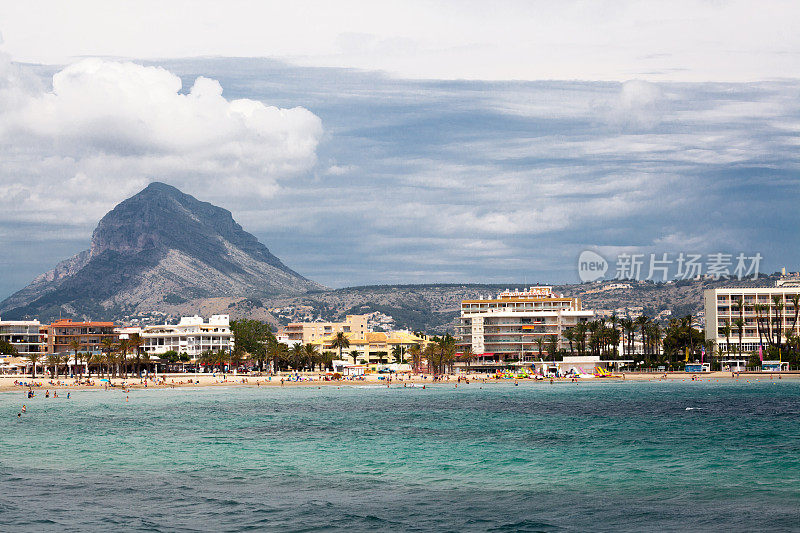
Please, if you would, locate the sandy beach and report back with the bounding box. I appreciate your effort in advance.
[2,370,797,393]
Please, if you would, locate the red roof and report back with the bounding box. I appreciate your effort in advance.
[48,319,117,327]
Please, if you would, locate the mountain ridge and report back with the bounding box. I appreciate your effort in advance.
[0,182,325,321]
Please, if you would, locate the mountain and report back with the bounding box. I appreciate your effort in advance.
[0,182,325,321]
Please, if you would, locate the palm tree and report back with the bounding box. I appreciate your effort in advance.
[27,352,41,377]
[635,316,649,362]
[772,295,785,358]
[788,294,800,337]
[115,338,130,379]
[460,346,474,371]
[289,343,305,371]
[609,314,619,357]
[100,338,115,375]
[90,352,104,378]
[128,333,144,377]
[754,303,767,350]
[229,349,243,373]
[348,349,362,366]
[69,338,81,378]
[303,344,320,371]
[391,345,406,364]
[319,350,334,372]
[331,332,351,363]
[563,329,575,356]
[622,319,636,359]
[721,320,732,357]
[535,336,545,359]
[408,344,422,373]
[47,353,60,378]
[733,318,744,360]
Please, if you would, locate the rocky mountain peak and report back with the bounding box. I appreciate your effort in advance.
[0,182,324,321]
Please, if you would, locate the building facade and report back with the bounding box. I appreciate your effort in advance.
[139,315,234,357]
[312,330,428,367]
[46,319,119,356]
[456,287,594,362]
[0,319,44,358]
[704,284,800,359]
[285,315,368,345]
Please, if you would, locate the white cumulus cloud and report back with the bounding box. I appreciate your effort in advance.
[0,56,323,226]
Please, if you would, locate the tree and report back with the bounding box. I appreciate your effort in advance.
[320,351,334,372]
[721,321,732,357]
[609,314,619,357]
[303,344,320,371]
[789,295,800,341]
[622,319,636,359]
[459,345,474,370]
[229,349,243,373]
[535,336,545,359]
[0,339,18,355]
[733,318,745,359]
[101,337,115,376]
[348,349,362,365]
[116,338,129,379]
[733,297,744,356]
[47,353,60,378]
[69,338,82,377]
[231,320,272,369]
[128,333,144,377]
[27,352,41,377]
[90,352,104,378]
[408,344,422,373]
[391,345,406,364]
[563,329,575,356]
[635,316,650,362]
[289,343,305,370]
[546,335,558,361]
[331,332,351,363]
[772,295,784,359]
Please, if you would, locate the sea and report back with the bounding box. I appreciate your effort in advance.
[1,379,799,532]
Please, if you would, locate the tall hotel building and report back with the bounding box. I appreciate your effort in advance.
[456,287,594,360]
[704,279,800,362]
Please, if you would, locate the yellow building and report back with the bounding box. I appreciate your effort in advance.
[285,315,368,345]
[312,330,428,370]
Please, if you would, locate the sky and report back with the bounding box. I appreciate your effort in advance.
[0,1,798,298]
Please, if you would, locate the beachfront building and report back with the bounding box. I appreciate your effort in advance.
[312,330,427,369]
[704,283,800,369]
[455,286,594,368]
[139,315,234,357]
[0,319,44,358]
[285,315,369,345]
[45,319,119,356]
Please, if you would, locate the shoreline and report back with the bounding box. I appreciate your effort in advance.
[2,370,798,393]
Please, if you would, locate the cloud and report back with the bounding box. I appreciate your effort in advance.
[598,80,666,131]
[0,56,323,225]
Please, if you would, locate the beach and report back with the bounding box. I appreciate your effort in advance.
[3,370,797,394]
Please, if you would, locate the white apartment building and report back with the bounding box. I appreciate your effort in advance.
[456,287,594,361]
[0,319,43,357]
[704,284,800,357]
[139,315,234,357]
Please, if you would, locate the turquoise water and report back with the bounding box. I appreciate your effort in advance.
[1,380,799,532]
